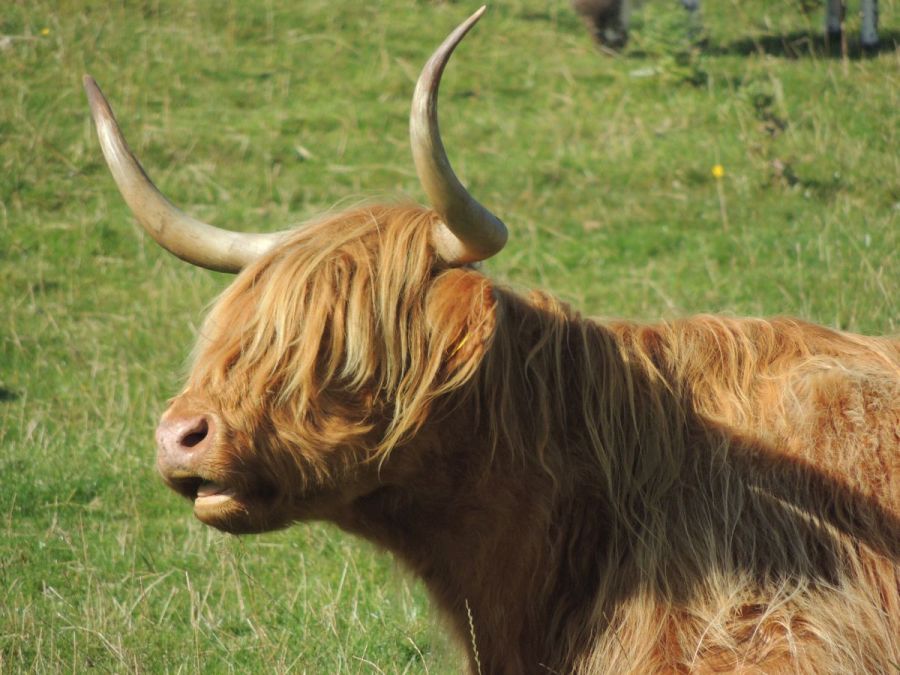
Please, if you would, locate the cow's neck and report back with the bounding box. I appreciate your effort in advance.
[336,412,614,673]
[334,297,672,671]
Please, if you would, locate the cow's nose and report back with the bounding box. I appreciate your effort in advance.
[156,414,215,469]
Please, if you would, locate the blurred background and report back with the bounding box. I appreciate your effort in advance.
[1,0,896,671]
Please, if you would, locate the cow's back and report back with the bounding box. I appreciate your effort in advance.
[591,315,900,673]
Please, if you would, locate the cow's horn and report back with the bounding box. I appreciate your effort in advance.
[410,6,508,264]
[83,76,286,273]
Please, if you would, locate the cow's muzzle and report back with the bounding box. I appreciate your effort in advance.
[155,412,234,506]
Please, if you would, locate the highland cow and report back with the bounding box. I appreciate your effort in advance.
[573,0,880,50]
[86,7,899,673]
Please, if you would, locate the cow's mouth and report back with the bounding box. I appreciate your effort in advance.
[166,472,237,509]
[195,480,236,508]
[162,469,284,532]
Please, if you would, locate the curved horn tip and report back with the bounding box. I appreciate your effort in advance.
[83,75,115,124]
[82,74,101,104]
[448,5,489,46]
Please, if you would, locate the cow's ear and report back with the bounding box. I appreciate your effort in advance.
[425,268,496,374]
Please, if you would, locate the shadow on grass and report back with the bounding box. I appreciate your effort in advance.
[0,387,20,403]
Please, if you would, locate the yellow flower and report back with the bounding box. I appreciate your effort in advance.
[40,27,50,36]
[711,164,725,179]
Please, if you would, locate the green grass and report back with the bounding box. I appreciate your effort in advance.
[1,0,897,671]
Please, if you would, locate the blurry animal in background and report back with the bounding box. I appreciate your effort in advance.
[572,0,633,49]
[86,7,899,674]
[573,0,880,50]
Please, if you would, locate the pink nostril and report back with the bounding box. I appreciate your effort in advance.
[180,418,209,449]
[157,414,215,459]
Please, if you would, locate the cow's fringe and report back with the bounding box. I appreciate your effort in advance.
[185,204,476,491]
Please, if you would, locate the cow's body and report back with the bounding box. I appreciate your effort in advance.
[174,206,900,673]
[85,9,899,673]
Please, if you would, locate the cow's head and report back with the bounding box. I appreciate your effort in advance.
[86,8,503,533]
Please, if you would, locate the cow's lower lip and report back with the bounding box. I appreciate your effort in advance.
[195,492,235,508]
[194,481,236,508]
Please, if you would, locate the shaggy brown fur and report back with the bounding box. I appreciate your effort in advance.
[167,204,899,673]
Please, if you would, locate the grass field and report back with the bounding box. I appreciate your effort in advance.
[1,0,897,671]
